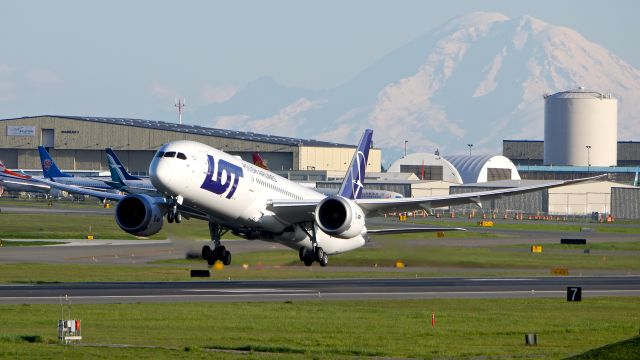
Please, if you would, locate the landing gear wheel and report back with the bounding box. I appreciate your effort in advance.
[314,247,324,262]
[222,251,231,266]
[215,246,226,259]
[299,247,306,262]
[175,212,182,223]
[167,212,174,223]
[303,257,314,267]
[201,245,212,260]
[319,253,329,267]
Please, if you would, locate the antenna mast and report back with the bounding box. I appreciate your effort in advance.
[174,98,186,125]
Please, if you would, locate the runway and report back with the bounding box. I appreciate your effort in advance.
[1,276,638,304]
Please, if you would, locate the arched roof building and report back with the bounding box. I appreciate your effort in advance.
[444,155,521,183]
[389,153,520,184]
[388,153,463,184]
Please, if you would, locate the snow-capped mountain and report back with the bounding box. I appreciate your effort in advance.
[192,12,640,164]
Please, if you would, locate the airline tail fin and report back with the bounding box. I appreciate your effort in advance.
[252,152,269,170]
[0,160,32,179]
[106,148,141,181]
[338,129,373,200]
[38,146,72,179]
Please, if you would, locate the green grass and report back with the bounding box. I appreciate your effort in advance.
[0,298,638,359]
[504,241,640,252]
[0,212,237,241]
[0,240,68,246]
[154,239,640,271]
[0,197,108,209]
[408,218,640,234]
[567,336,640,360]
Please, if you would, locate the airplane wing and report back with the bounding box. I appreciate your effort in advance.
[268,175,606,222]
[355,175,606,215]
[32,177,125,201]
[33,177,207,220]
[0,178,51,189]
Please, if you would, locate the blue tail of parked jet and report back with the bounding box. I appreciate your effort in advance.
[338,129,373,200]
[38,146,73,179]
[105,148,141,181]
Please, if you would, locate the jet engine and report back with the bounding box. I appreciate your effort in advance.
[314,196,365,239]
[115,194,164,237]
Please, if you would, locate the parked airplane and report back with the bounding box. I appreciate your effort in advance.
[38,146,118,193]
[252,152,268,170]
[36,130,603,267]
[104,148,157,195]
[0,160,58,196]
[252,152,403,199]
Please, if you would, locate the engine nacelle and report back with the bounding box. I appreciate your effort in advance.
[314,196,365,239]
[115,194,164,237]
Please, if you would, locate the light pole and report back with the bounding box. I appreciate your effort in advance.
[585,145,591,173]
[467,143,473,156]
[404,140,408,157]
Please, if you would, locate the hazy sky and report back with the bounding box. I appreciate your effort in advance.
[1,0,638,119]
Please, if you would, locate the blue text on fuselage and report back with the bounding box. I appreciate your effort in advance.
[200,155,244,199]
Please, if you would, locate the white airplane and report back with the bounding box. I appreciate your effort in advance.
[36,129,603,267]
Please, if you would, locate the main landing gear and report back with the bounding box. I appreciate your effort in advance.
[201,222,231,266]
[299,223,329,267]
[299,246,328,267]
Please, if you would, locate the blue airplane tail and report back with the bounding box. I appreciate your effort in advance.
[338,129,373,200]
[105,148,141,181]
[38,146,72,179]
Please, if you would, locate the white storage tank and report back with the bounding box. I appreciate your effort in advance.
[543,88,617,166]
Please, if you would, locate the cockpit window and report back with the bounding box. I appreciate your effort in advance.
[156,151,165,158]
[164,151,176,158]
[177,152,187,160]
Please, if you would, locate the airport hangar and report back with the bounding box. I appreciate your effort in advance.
[0,115,382,175]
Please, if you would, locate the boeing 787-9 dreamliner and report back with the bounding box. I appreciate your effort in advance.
[37,129,602,267]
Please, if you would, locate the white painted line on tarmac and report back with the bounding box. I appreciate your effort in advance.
[466,278,536,281]
[183,289,315,293]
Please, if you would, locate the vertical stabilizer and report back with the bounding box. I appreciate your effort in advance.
[38,146,72,179]
[338,129,373,200]
[252,152,269,170]
[106,148,141,181]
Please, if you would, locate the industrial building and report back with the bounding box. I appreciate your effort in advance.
[0,115,381,174]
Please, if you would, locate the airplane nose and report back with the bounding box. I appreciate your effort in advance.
[150,158,174,194]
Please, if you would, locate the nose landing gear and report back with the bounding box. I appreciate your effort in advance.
[166,197,182,223]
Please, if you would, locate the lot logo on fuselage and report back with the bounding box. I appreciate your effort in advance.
[200,154,244,199]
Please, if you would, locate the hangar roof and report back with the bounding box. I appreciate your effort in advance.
[444,155,521,184]
[2,115,351,148]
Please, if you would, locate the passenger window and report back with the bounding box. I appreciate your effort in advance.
[177,153,187,160]
[164,152,176,158]
[156,151,165,158]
